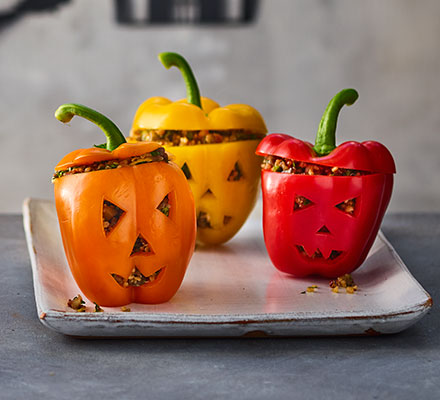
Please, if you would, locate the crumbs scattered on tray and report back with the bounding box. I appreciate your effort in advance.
[300,285,318,294]
[329,274,358,294]
[67,295,133,312]
[300,274,358,295]
[67,294,86,312]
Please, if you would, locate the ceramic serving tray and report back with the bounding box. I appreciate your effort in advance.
[23,198,432,338]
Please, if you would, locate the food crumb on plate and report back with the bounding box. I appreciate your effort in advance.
[67,294,86,312]
[329,274,358,294]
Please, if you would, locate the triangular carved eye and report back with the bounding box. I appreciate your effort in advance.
[294,195,314,211]
[227,162,243,181]
[336,198,357,215]
[103,200,125,235]
[223,216,232,225]
[157,194,171,217]
[181,163,192,180]
[131,234,154,256]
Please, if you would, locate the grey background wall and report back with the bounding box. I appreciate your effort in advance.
[0,0,439,213]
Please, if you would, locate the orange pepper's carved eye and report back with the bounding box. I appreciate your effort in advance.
[335,198,357,216]
[227,162,243,181]
[157,194,171,217]
[130,234,154,256]
[102,200,126,235]
[293,195,314,211]
[181,162,192,180]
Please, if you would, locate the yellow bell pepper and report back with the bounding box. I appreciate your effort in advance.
[130,52,267,245]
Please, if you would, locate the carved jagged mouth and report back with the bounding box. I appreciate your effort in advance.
[111,267,164,288]
[197,211,232,229]
[296,245,342,261]
[197,211,212,228]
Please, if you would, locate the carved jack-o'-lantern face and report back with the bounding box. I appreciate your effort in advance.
[164,140,261,245]
[261,171,394,278]
[55,160,196,307]
[257,131,396,278]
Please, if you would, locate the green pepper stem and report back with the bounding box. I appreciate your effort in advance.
[54,104,126,151]
[158,52,202,109]
[313,89,359,156]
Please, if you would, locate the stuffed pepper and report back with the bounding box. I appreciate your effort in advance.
[130,52,267,245]
[256,89,396,278]
[53,104,196,307]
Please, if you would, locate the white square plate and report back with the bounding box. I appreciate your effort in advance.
[23,198,432,337]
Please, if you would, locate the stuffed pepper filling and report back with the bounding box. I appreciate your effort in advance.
[103,200,125,234]
[111,267,164,288]
[52,147,168,181]
[131,129,265,146]
[261,155,371,177]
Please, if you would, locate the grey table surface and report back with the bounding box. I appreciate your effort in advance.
[0,213,438,400]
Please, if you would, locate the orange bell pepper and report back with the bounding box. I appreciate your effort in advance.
[53,104,196,307]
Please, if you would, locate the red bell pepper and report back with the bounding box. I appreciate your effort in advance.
[256,89,396,278]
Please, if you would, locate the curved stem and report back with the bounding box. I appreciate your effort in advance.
[158,52,202,109]
[55,104,126,151]
[313,89,359,156]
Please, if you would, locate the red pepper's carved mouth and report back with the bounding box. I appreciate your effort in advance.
[296,245,343,261]
[111,267,165,288]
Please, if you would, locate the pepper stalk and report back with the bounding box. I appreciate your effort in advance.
[55,104,126,151]
[158,52,202,109]
[313,89,359,157]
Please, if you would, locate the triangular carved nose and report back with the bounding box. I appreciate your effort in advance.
[130,234,154,256]
[201,188,215,199]
[317,225,331,234]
